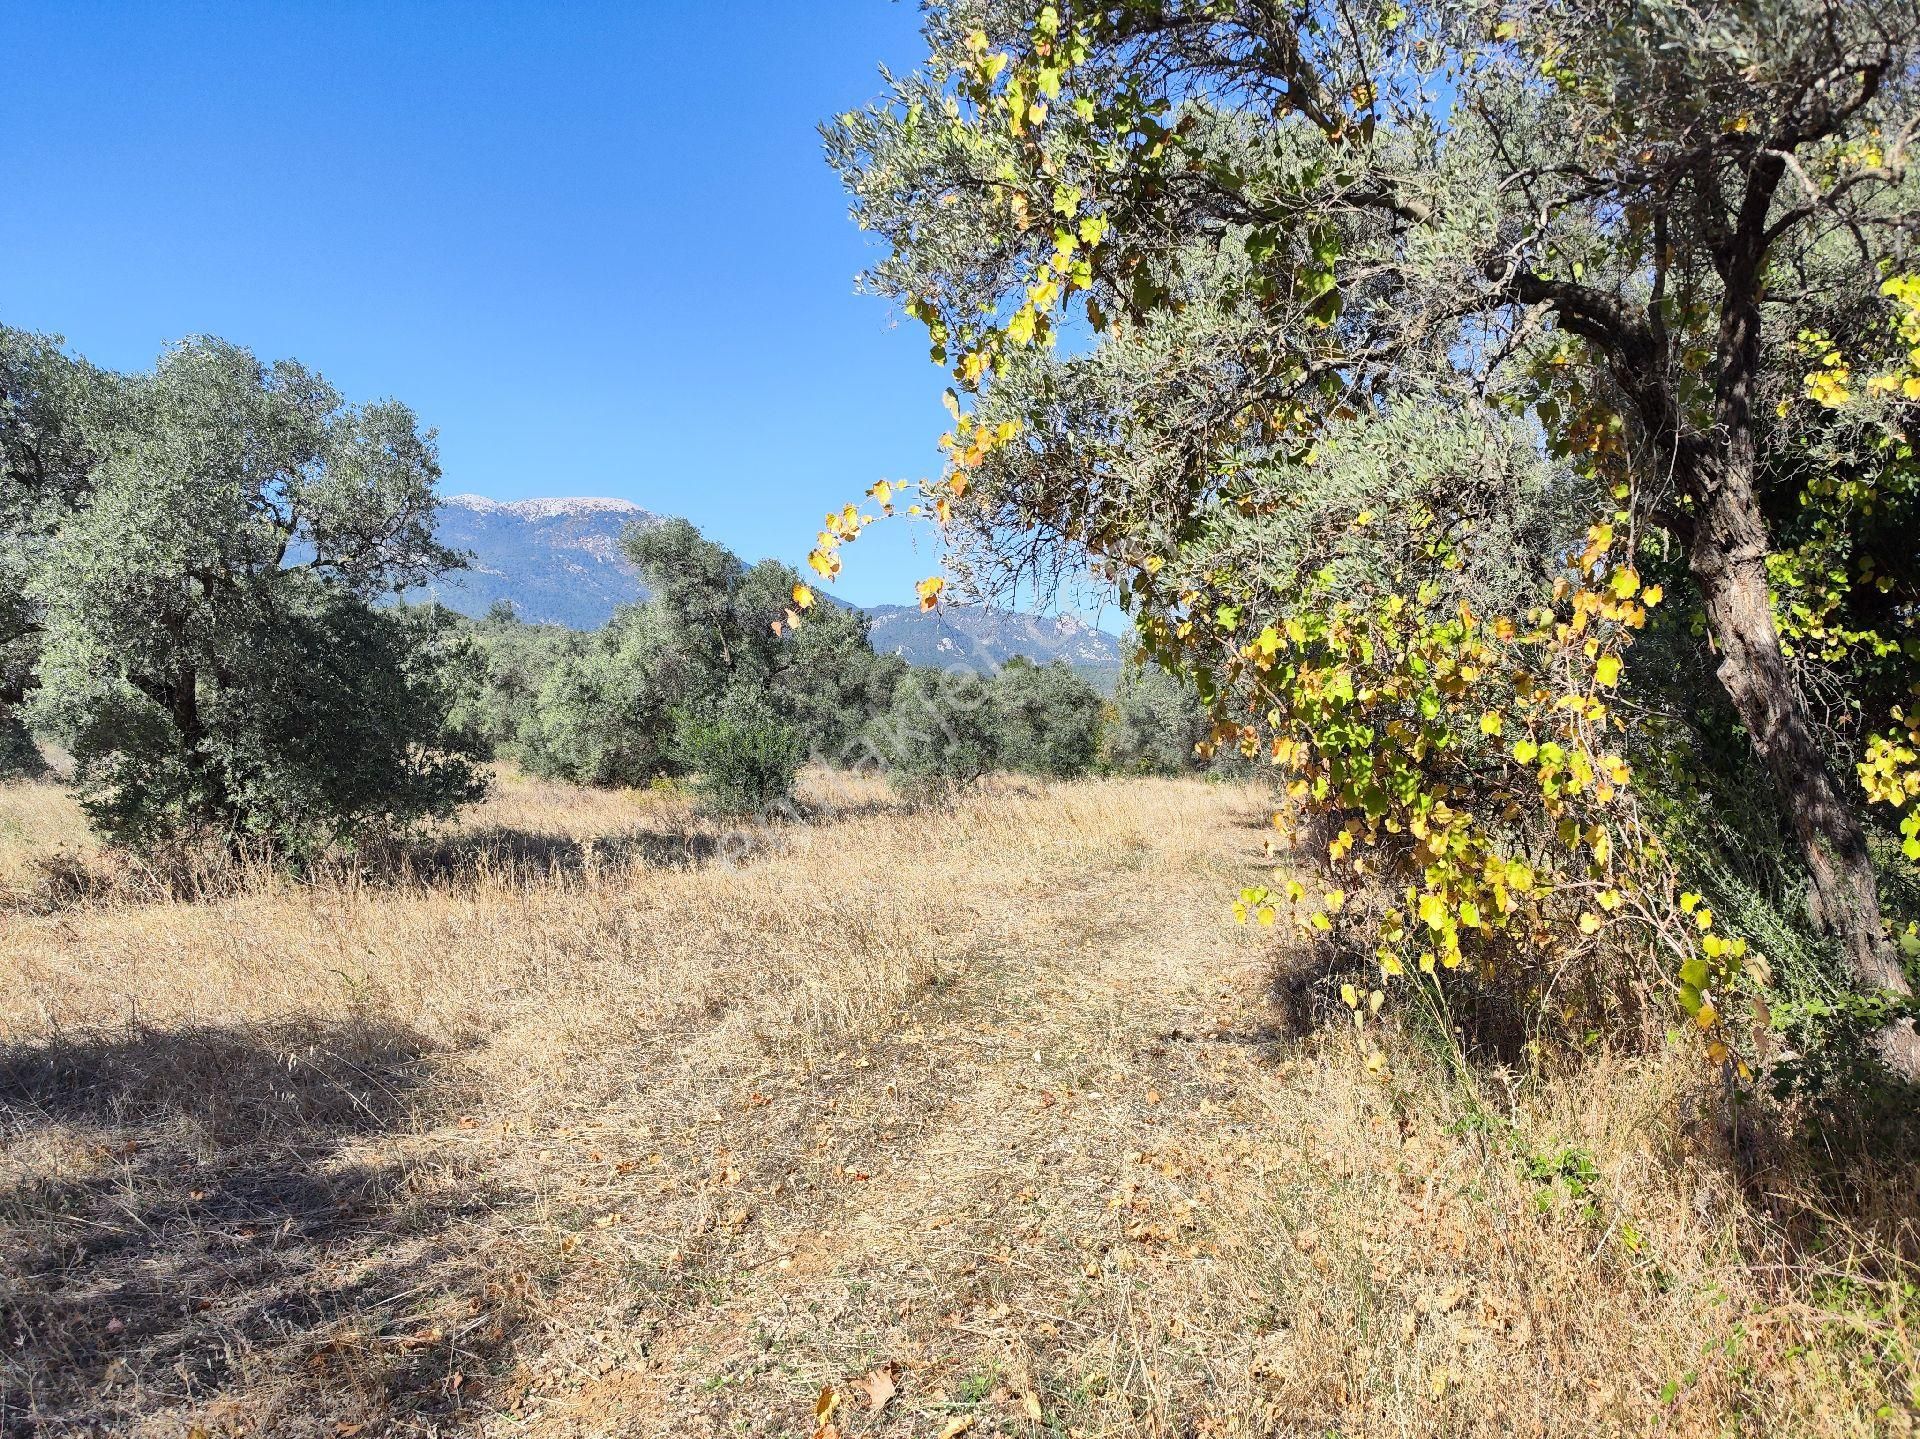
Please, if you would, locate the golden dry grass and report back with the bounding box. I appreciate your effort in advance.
[1,768,1916,1437]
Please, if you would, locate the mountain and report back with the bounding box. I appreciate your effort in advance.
[419,493,1125,677]
[407,494,664,628]
[864,603,1123,682]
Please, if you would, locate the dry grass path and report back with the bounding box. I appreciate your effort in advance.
[2,772,1914,1437]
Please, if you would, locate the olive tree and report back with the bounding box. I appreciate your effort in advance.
[991,655,1102,777]
[0,324,117,751]
[778,599,908,763]
[523,518,906,785]
[522,606,681,786]
[867,667,1003,799]
[1103,658,1206,776]
[27,336,481,853]
[822,0,1920,1071]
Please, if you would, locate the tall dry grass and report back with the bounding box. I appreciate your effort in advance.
[0,768,1915,1437]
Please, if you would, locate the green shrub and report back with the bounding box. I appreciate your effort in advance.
[868,668,999,802]
[776,600,908,764]
[674,688,803,818]
[447,608,583,765]
[990,657,1102,779]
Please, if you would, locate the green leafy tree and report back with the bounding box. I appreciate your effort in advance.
[520,605,679,786]
[991,655,1102,777]
[506,522,746,788]
[451,606,589,765]
[519,519,904,785]
[777,598,909,762]
[624,518,788,696]
[0,324,118,739]
[631,518,906,755]
[868,667,1002,800]
[674,683,805,817]
[1103,659,1206,776]
[27,336,480,853]
[825,0,1920,1072]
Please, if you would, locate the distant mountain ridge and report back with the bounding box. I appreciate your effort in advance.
[863,603,1119,672]
[417,493,1124,678]
[406,494,665,629]
[446,494,656,523]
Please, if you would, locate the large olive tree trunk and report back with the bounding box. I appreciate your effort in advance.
[1689,465,1919,1075]
[1692,270,1920,1078]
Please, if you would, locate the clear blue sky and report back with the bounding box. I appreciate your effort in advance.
[0,0,987,610]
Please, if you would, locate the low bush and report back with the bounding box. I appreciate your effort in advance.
[674,687,803,818]
[868,668,1000,803]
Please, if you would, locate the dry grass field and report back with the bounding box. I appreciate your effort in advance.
[2,768,1917,1437]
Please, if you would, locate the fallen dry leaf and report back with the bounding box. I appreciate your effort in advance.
[936,1418,973,1439]
[852,1363,897,1413]
[814,1384,840,1421]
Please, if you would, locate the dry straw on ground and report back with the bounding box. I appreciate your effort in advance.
[1,768,1915,1437]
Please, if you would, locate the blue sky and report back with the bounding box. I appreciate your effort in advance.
[0,0,1009,611]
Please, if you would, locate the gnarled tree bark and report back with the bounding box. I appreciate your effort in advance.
[1680,192,1920,1078]
[1507,152,1920,1079]
[1685,441,1920,1076]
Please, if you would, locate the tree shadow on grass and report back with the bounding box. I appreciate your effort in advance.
[4,823,776,917]
[404,822,741,883]
[1734,1067,1920,1276]
[5,789,904,916]
[402,800,922,886]
[0,1017,535,1437]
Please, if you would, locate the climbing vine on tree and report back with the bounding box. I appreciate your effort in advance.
[817,0,1920,1076]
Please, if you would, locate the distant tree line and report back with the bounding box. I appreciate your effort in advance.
[2,323,1223,857]
[453,516,1223,811]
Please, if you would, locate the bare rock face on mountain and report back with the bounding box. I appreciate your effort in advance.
[418,494,1122,680]
[862,604,1120,676]
[408,494,664,628]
